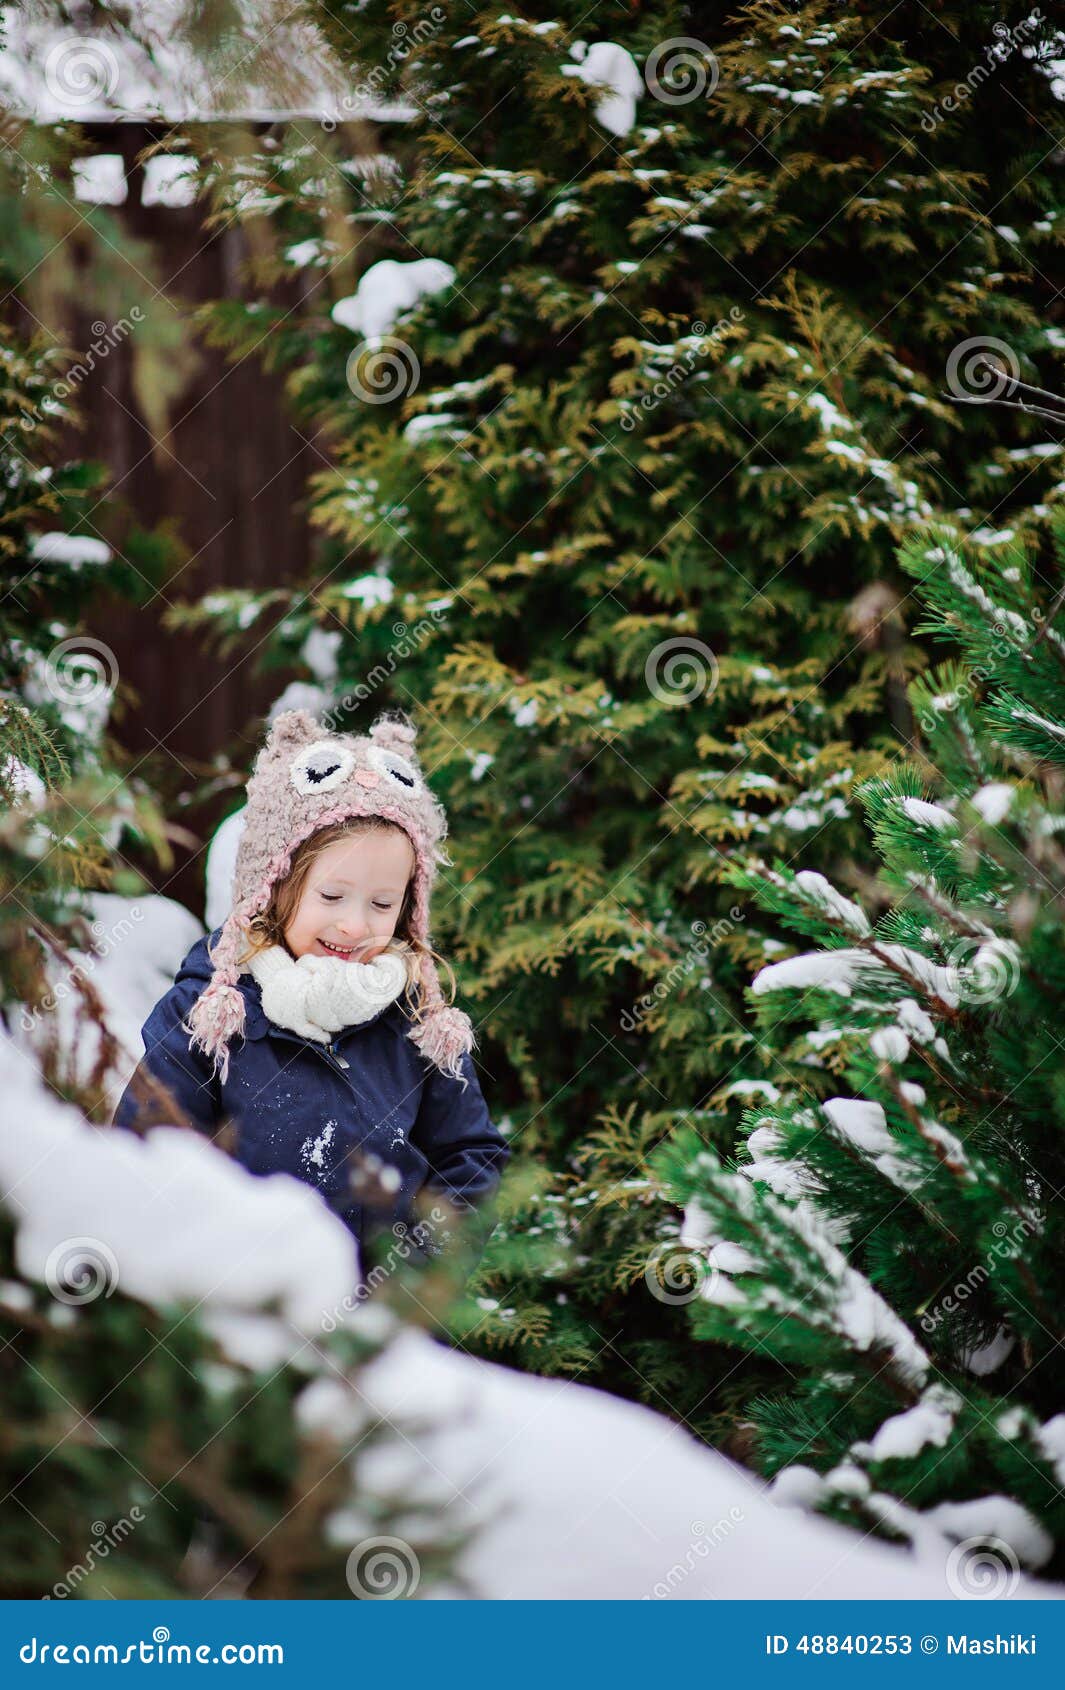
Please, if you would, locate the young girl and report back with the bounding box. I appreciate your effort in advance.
[112,708,510,1273]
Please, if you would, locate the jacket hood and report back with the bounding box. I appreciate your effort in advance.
[174,931,222,990]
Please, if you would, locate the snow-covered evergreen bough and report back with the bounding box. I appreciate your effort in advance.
[658,512,1065,1592]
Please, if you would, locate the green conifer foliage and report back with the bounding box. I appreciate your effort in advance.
[186,1,1062,1411]
[656,509,1065,1580]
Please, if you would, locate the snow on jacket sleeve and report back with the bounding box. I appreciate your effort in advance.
[407,1048,510,1264]
[111,972,222,1138]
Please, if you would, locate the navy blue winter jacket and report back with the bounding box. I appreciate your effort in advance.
[111,930,510,1270]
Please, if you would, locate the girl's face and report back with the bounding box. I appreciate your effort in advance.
[282,828,416,963]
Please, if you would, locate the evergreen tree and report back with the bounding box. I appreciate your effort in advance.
[656,506,1065,1583]
[180,0,1062,1420]
[0,99,184,1103]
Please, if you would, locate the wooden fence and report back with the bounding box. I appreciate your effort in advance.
[17,122,347,919]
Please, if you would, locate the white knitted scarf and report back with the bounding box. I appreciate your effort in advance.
[244,943,409,1043]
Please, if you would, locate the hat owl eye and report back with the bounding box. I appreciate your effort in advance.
[290,740,356,795]
[366,744,420,792]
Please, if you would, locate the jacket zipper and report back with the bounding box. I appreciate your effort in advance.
[257,1023,352,1071]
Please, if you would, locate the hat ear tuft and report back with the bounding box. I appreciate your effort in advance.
[264,709,322,755]
[369,710,419,761]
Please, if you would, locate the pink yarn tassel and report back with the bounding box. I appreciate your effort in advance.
[406,950,476,1085]
[183,982,247,1087]
[409,1002,475,1086]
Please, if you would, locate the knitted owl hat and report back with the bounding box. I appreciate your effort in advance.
[183,708,475,1088]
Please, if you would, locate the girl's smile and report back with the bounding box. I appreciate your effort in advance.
[314,936,370,960]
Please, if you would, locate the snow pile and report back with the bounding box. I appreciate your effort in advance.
[792,870,871,936]
[560,41,643,136]
[962,1324,1016,1377]
[0,0,413,123]
[970,782,1015,825]
[332,258,456,341]
[344,574,396,608]
[821,1094,927,1192]
[296,1324,1057,1599]
[1,756,48,809]
[71,154,127,204]
[862,1386,962,1463]
[899,796,957,831]
[870,1025,909,1062]
[142,154,199,208]
[774,1463,1055,1582]
[262,625,344,738]
[205,810,247,932]
[752,949,872,996]
[0,1030,361,1367]
[1036,1415,1065,1485]
[823,1088,971,1190]
[29,532,113,567]
[925,1497,1054,1571]
[824,1097,895,1154]
[753,942,960,1006]
[8,891,204,1118]
[833,1270,930,1387]
[741,1121,824,1201]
